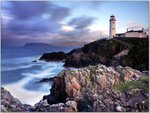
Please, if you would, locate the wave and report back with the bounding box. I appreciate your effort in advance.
[3,82,48,105]
[22,62,64,78]
[1,56,50,72]
[2,56,36,64]
[2,60,65,105]
[2,63,43,71]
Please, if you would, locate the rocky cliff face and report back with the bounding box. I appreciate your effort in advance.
[1,65,149,112]
[1,87,31,112]
[43,64,149,112]
[1,87,78,112]
[39,38,148,70]
[39,51,66,61]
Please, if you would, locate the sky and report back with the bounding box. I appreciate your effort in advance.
[1,1,149,47]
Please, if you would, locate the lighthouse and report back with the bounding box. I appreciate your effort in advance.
[109,15,116,39]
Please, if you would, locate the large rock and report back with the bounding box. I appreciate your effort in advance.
[1,63,148,112]
[39,38,148,70]
[39,51,66,61]
[51,65,145,101]
[31,100,78,112]
[1,87,31,112]
[45,64,148,112]
[64,49,100,68]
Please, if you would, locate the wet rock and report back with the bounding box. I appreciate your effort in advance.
[1,63,148,112]
[35,77,55,83]
[116,105,126,112]
[32,60,37,62]
[39,51,66,61]
[64,50,100,68]
[44,64,148,112]
[43,95,57,105]
[1,87,31,112]
[65,101,78,111]
[33,100,77,112]
[1,105,7,112]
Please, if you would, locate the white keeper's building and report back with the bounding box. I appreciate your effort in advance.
[109,15,148,38]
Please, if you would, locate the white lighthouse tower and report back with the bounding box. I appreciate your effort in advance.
[109,15,116,39]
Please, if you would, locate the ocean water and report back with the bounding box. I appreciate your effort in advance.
[1,46,75,105]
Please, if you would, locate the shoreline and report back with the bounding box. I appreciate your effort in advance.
[1,64,149,112]
[1,60,65,105]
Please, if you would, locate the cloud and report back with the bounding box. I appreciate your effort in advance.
[2,1,71,38]
[57,15,102,46]
[9,1,48,20]
[1,1,104,47]
[48,4,70,22]
[8,1,70,21]
[60,41,87,46]
[61,25,75,32]
[68,16,96,29]
[7,18,60,35]
[61,31,106,46]
[87,1,102,8]
[126,22,144,30]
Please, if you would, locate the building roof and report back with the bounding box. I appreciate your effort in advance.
[126,30,144,33]
[116,33,125,35]
[111,15,115,17]
[110,15,116,21]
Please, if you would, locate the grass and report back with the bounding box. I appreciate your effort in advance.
[66,69,75,74]
[82,38,148,70]
[113,76,149,92]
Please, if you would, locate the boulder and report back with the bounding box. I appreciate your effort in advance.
[1,87,31,112]
[35,77,55,83]
[39,51,66,61]
[44,64,148,112]
[64,51,100,68]
[1,105,7,112]
[32,100,78,112]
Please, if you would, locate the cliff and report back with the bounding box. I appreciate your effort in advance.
[36,64,148,112]
[1,38,148,112]
[1,65,149,112]
[40,38,148,71]
[1,87,31,112]
[65,38,148,70]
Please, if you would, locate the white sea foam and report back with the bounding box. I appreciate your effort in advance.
[3,83,47,105]
[2,56,35,64]
[2,61,65,105]
[22,63,58,78]
[2,63,42,71]
[2,55,43,71]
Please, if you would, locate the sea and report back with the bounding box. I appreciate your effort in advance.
[1,45,77,105]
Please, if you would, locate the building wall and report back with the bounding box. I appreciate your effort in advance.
[109,21,116,38]
[125,32,147,38]
[125,32,139,37]
[139,33,147,38]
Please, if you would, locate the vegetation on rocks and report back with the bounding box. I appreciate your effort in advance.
[113,76,149,92]
[41,64,148,112]
[1,64,149,112]
[39,38,148,71]
[81,38,148,70]
[39,51,66,61]
[2,38,149,112]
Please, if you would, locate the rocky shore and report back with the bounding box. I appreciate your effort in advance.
[1,38,148,112]
[39,51,66,61]
[39,38,148,70]
[1,87,31,112]
[1,64,149,112]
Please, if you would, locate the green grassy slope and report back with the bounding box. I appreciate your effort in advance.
[82,38,148,70]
